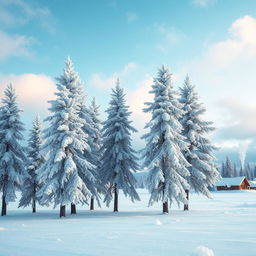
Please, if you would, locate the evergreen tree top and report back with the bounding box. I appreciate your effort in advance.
[179,76,215,135]
[89,98,101,125]
[55,56,84,102]
[0,84,25,140]
[104,80,137,133]
[2,84,22,117]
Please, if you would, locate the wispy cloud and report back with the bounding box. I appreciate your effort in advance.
[89,62,139,89]
[0,0,55,32]
[192,0,216,7]
[126,12,138,23]
[154,24,186,52]
[0,0,56,61]
[0,30,34,60]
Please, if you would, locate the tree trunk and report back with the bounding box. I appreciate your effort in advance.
[32,199,36,213]
[114,184,118,212]
[162,179,168,214]
[32,183,36,213]
[60,205,66,217]
[1,195,6,216]
[163,200,168,214]
[184,189,189,211]
[71,203,76,214]
[90,197,94,210]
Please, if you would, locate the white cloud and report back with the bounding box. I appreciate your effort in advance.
[126,75,153,148]
[204,15,256,68]
[89,62,139,89]
[0,30,33,60]
[127,75,153,127]
[213,99,256,141]
[0,73,56,115]
[177,15,256,153]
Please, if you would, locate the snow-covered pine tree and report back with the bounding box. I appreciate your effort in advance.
[37,60,97,217]
[0,84,27,216]
[244,163,252,180]
[233,163,238,177]
[239,166,244,177]
[88,98,102,210]
[54,57,99,214]
[19,116,45,213]
[221,161,226,177]
[100,80,140,212]
[253,166,256,180]
[179,76,220,210]
[142,66,190,214]
[225,156,235,178]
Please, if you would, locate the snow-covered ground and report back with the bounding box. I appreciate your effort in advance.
[0,189,256,256]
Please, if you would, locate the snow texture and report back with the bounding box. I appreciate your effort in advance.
[1,190,256,256]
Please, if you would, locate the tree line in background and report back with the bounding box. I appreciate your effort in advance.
[0,57,220,217]
[220,156,256,180]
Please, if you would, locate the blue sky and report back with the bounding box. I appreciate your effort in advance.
[1,0,256,165]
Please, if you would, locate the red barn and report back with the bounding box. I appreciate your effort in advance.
[216,176,250,191]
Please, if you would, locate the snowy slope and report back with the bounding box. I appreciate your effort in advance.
[0,190,256,256]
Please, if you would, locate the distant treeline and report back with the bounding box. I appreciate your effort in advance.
[220,156,256,180]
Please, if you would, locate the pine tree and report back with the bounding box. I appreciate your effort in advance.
[253,166,256,180]
[142,66,190,214]
[100,80,140,212]
[233,163,238,177]
[244,163,252,180]
[239,166,244,177]
[179,76,220,210]
[57,57,100,214]
[88,98,102,210]
[221,162,226,177]
[19,116,45,213]
[225,156,234,177]
[0,84,27,216]
[37,59,97,217]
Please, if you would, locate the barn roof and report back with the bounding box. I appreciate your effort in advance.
[216,176,247,187]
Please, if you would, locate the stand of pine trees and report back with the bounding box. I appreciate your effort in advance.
[0,60,221,217]
[220,156,256,180]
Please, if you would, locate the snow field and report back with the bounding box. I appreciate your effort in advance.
[0,189,256,256]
